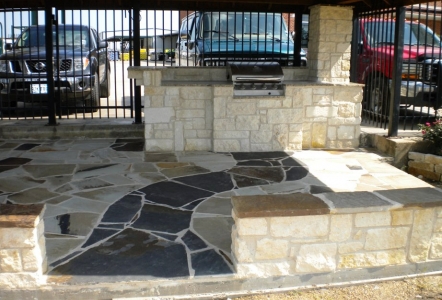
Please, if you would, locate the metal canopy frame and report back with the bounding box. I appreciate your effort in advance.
[1,0,434,13]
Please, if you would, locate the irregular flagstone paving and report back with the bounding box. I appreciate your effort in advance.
[0,138,435,283]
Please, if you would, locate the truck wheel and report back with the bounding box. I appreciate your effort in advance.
[367,76,390,115]
[100,68,111,98]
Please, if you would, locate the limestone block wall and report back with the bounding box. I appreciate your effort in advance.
[301,84,362,149]
[128,67,363,152]
[0,204,47,288]
[408,151,442,182]
[231,194,442,278]
[308,5,353,83]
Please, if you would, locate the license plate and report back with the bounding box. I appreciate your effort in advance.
[30,84,48,94]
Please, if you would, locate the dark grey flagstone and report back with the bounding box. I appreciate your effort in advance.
[269,160,282,166]
[285,166,309,181]
[153,232,178,241]
[232,174,269,188]
[310,185,334,194]
[132,204,192,234]
[374,187,442,207]
[14,143,40,150]
[111,140,144,151]
[76,164,118,173]
[182,199,205,210]
[115,138,145,144]
[0,157,32,165]
[101,194,143,223]
[281,157,304,167]
[139,181,214,207]
[324,191,392,209]
[181,230,207,251]
[174,171,235,193]
[228,167,285,183]
[81,228,120,248]
[98,223,126,229]
[0,166,20,173]
[50,228,189,277]
[231,151,290,160]
[49,251,82,268]
[191,249,233,276]
[236,160,273,167]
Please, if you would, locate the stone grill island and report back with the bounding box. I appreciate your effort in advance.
[129,5,363,154]
[128,65,363,153]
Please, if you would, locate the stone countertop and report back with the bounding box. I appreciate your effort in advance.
[0,204,45,228]
[232,193,330,218]
[160,80,363,87]
[232,187,442,218]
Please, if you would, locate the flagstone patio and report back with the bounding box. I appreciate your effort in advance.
[0,137,440,298]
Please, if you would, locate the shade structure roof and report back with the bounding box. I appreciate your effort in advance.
[1,0,436,13]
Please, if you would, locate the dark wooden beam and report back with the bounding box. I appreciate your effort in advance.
[1,0,437,11]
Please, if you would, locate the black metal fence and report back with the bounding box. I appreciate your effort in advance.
[352,2,442,133]
[0,8,307,123]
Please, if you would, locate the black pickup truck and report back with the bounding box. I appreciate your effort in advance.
[0,24,110,113]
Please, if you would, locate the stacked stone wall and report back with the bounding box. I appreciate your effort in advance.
[232,206,442,278]
[130,67,363,152]
[308,5,353,83]
[0,204,47,288]
[408,152,442,182]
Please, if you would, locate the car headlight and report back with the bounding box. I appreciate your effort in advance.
[73,57,90,71]
[0,60,11,73]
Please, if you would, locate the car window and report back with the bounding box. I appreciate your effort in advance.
[189,16,197,41]
[180,18,189,37]
[16,27,90,48]
[16,27,45,48]
[364,21,442,47]
[201,12,289,41]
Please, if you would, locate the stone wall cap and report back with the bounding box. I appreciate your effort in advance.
[232,193,330,218]
[376,187,442,208]
[0,204,45,228]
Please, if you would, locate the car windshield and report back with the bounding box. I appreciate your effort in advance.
[364,21,442,47]
[16,27,90,48]
[201,12,290,42]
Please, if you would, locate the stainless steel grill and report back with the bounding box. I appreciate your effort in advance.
[227,61,285,97]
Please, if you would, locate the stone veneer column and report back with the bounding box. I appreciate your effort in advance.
[308,5,353,83]
[0,204,47,288]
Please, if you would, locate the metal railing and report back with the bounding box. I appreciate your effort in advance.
[352,2,442,133]
[0,7,308,123]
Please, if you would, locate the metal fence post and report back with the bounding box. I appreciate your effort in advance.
[294,10,302,67]
[388,6,405,136]
[436,61,442,112]
[45,1,57,126]
[133,5,142,124]
[350,14,359,83]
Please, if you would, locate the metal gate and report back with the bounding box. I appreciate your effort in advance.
[0,8,182,123]
[0,7,308,123]
[351,2,442,133]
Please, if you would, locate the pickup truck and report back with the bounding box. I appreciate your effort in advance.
[176,11,306,67]
[0,24,110,113]
[357,18,442,113]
